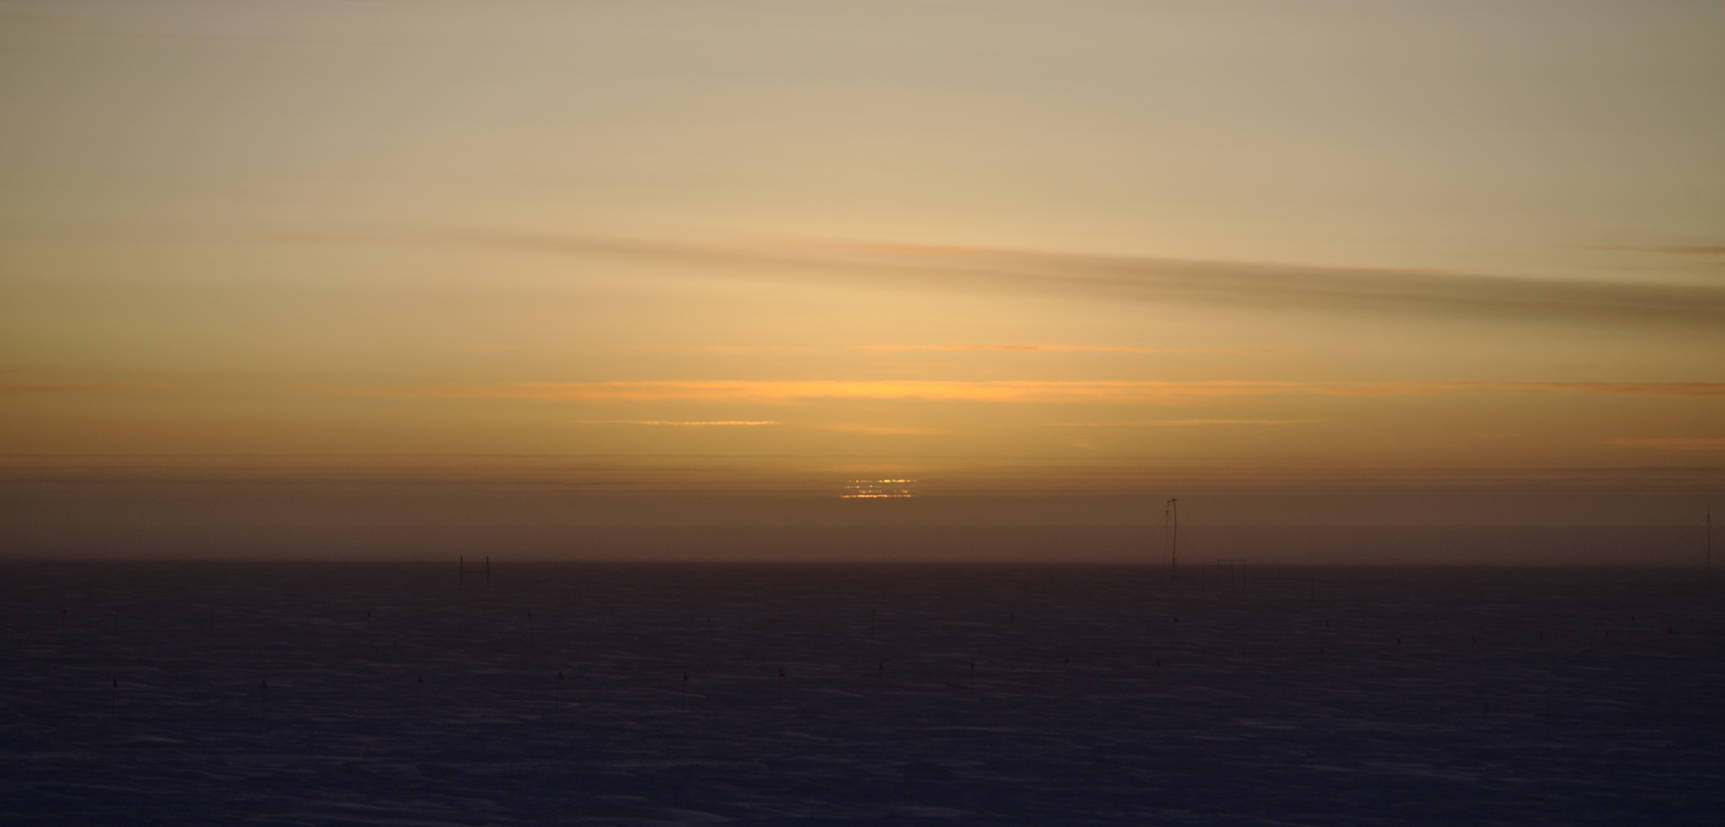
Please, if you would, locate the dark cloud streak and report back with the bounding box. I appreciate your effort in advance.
[1579,244,1725,257]
[275,228,1725,327]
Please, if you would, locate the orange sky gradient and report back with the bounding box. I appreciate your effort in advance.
[2,1,1721,561]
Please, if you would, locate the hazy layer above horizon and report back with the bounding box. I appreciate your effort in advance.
[2,1,1721,561]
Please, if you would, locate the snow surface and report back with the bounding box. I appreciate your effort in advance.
[2,563,1722,824]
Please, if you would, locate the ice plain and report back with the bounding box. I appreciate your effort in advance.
[2,562,1722,824]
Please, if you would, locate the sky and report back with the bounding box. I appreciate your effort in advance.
[2,1,1721,560]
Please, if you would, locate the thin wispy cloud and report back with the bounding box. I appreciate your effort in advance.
[1580,245,1725,257]
[276,227,1725,327]
[416,380,1725,404]
[620,345,819,354]
[853,344,1271,355]
[1606,437,1725,451]
[1053,419,1309,427]
[0,381,142,394]
[611,344,1265,356]
[572,420,780,427]
[814,423,944,436]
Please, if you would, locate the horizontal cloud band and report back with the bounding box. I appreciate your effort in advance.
[419,380,1725,403]
[571,420,779,427]
[852,344,1270,355]
[1605,437,1725,451]
[279,228,1725,327]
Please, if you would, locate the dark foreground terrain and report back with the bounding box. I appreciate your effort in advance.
[2,562,1722,824]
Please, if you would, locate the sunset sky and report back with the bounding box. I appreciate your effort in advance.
[2,2,1721,557]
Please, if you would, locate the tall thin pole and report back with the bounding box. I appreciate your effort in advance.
[1165,498,1179,581]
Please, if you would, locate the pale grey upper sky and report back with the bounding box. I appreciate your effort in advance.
[4,0,1721,275]
[1,1,1721,501]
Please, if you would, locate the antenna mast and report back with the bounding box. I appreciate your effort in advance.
[1165,497,1179,580]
